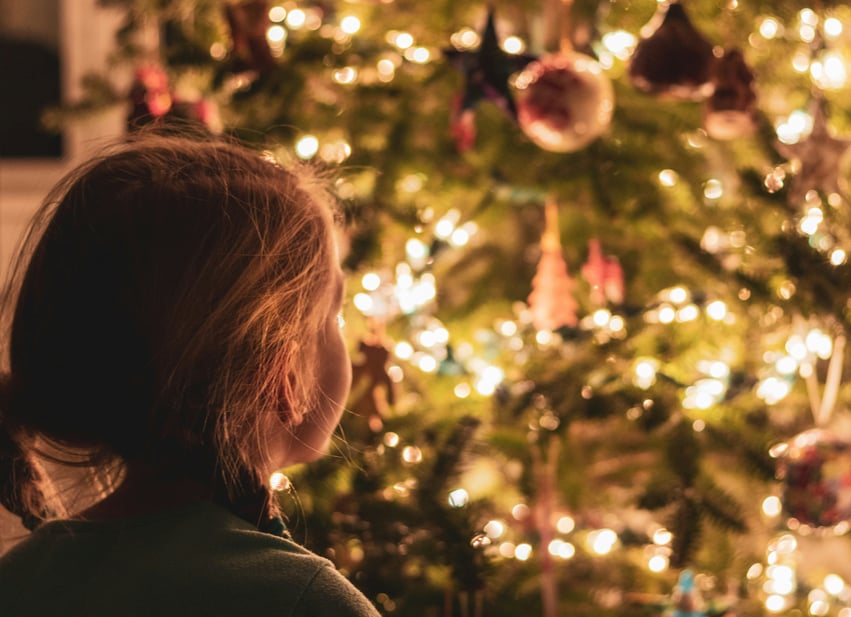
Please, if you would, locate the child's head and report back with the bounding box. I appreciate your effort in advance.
[0,132,350,529]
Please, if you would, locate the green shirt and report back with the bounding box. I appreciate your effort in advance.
[0,501,380,617]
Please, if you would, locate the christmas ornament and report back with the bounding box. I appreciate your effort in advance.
[224,0,276,77]
[670,570,706,617]
[774,428,851,528]
[347,324,396,440]
[581,238,624,305]
[775,98,851,205]
[628,1,715,101]
[443,8,537,151]
[703,48,757,141]
[528,199,579,331]
[514,51,614,153]
[126,64,172,130]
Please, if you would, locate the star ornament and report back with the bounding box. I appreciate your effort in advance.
[775,99,851,205]
[443,8,537,149]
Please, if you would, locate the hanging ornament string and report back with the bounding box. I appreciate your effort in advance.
[559,0,574,54]
[795,315,847,427]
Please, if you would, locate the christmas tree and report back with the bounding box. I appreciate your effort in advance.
[43,0,851,615]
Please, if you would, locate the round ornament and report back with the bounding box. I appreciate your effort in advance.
[514,51,614,153]
[774,428,851,529]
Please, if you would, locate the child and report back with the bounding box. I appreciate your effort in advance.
[0,132,381,616]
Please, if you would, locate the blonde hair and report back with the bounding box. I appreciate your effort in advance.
[0,131,338,529]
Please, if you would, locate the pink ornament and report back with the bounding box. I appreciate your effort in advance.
[774,428,851,528]
[528,200,579,330]
[581,239,624,306]
[514,51,614,153]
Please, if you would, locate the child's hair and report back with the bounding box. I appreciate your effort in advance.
[0,131,339,531]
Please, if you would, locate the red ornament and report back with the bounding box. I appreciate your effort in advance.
[628,1,715,101]
[514,51,614,153]
[126,64,172,129]
[773,428,851,529]
[528,200,579,330]
[703,48,757,141]
[224,0,276,76]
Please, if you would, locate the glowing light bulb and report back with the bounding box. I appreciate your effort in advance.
[556,515,575,533]
[648,554,669,572]
[295,135,319,159]
[514,543,533,561]
[285,8,306,29]
[759,17,780,39]
[339,16,361,34]
[362,272,381,291]
[502,36,525,54]
[658,169,679,187]
[448,488,469,507]
[762,496,782,517]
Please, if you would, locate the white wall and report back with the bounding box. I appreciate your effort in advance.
[0,0,125,283]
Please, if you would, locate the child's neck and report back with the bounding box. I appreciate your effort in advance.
[76,464,212,521]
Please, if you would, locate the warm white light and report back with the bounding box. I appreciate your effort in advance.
[775,356,798,375]
[333,67,358,85]
[762,496,782,517]
[592,308,612,327]
[759,17,780,39]
[677,304,699,322]
[757,376,791,404]
[408,47,431,64]
[417,355,438,373]
[448,488,469,507]
[484,520,505,538]
[825,17,843,38]
[266,25,286,43]
[285,8,306,29]
[450,228,470,246]
[825,573,845,595]
[405,238,429,260]
[512,503,530,520]
[502,35,525,54]
[339,15,361,35]
[831,249,847,265]
[658,305,676,323]
[514,543,533,561]
[705,300,727,320]
[653,528,672,545]
[269,6,287,22]
[362,272,381,291]
[402,445,423,463]
[269,471,290,491]
[384,432,400,447]
[668,287,688,304]
[658,169,679,187]
[588,528,618,554]
[812,51,848,90]
[295,135,319,159]
[394,341,414,359]
[648,554,669,572]
[457,28,479,48]
[765,595,787,612]
[704,179,723,200]
[454,383,472,398]
[601,30,637,60]
[353,292,374,313]
[634,359,658,389]
[557,515,575,534]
